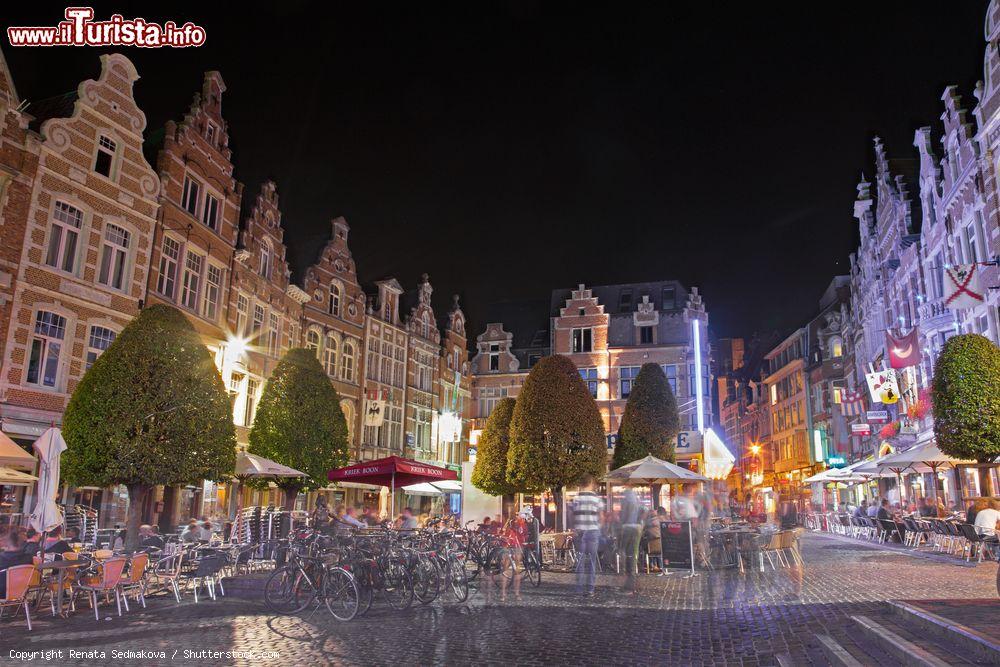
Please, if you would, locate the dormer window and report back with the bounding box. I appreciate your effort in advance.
[259,242,272,279]
[618,289,633,311]
[94,135,116,178]
[329,283,341,316]
[489,343,500,371]
[205,121,217,146]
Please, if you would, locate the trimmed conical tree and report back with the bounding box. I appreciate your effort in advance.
[63,304,236,549]
[471,397,520,496]
[507,354,606,528]
[249,348,349,509]
[613,362,681,470]
[932,333,1000,496]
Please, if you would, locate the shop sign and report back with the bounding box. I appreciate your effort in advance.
[676,431,702,455]
[866,410,889,423]
[826,456,846,467]
[851,424,871,436]
[606,433,618,450]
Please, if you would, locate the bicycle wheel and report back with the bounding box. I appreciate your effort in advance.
[523,549,542,587]
[447,556,469,603]
[323,567,360,622]
[465,544,482,582]
[264,565,312,615]
[382,560,414,610]
[412,557,441,605]
[486,547,516,583]
[354,561,374,616]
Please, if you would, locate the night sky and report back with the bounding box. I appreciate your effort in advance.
[4,2,988,340]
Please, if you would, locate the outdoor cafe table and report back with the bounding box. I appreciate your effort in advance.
[37,559,83,618]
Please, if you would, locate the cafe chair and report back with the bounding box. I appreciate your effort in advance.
[957,523,989,563]
[149,553,184,603]
[77,556,128,620]
[118,553,150,610]
[182,553,226,602]
[37,551,80,616]
[0,564,36,630]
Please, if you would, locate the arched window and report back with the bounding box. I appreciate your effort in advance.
[341,342,355,382]
[341,400,355,441]
[829,336,843,358]
[329,283,341,317]
[325,335,338,377]
[306,329,321,358]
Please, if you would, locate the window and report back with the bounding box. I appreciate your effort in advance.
[45,201,83,272]
[94,135,115,177]
[341,401,355,441]
[660,364,678,394]
[572,328,593,353]
[182,175,201,217]
[830,336,843,358]
[97,223,130,290]
[579,368,599,398]
[202,194,219,231]
[244,378,258,427]
[325,335,338,376]
[156,237,181,298]
[252,303,265,336]
[383,297,392,322]
[259,243,271,279]
[307,330,321,357]
[181,251,203,310]
[236,294,249,336]
[341,342,355,382]
[639,326,653,344]
[203,265,222,320]
[661,286,676,309]
[978,313,990,335]
[86,326,116,370]
[205,121,217,146]
[27,311,66,388]
[933,252,945,299]
[421,313,431,339]
[618,289,633,311]
[268,313,280,357]
[620,366,640,398]
[329,283,341,316]
[965,221,981,264]
[489,343,500,371]
[770,384,778,405]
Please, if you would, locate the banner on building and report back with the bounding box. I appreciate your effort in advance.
[363,388,388,427]
[840,388,865,416]
[865,368,900,405]
[851,424,871,437]
[866,410,889,423]
[885,328,921,369]
[944,263,985,310]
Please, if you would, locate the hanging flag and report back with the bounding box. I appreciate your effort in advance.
[865,369,900,405]
[885,327,922,369]
[944,263,985,310]
[832,401,850,453]
[364,399,386,427]
[840,388,865,417]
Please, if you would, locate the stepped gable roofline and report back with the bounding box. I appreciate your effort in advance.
[549,280,689,316]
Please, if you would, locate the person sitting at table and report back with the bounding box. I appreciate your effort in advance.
[111,528,127,551]
[339,506,366,530]
[853,500,868,519]
[138,524,165,550]
[973,499,1000,537]
[866,498,880,518]
[66,526,80,542]
[181,520,202,543]
[875,499,892,521]
[0,527,34,599]
[43,526,73,556]
[20,528,41,555]
[199,521,215,542]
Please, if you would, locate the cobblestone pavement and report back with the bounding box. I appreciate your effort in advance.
[1,532,997,666]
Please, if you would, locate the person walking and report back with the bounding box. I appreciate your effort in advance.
[571,475,604,598]
[619,488,642,593]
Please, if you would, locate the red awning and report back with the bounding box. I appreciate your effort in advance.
[328,455,458,488]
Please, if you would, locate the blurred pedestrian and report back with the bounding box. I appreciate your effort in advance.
[619,488,642,593]
[571,475,604,597]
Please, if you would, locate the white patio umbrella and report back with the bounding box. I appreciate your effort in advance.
[605,454,711,484]
[401,482,443,497]
[29,427,66,534]
[229,452,305,540]
[875,442,972,501]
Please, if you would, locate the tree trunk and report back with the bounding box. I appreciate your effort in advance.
[159,485,178,534]
[977,462,995,498]
[125,483,152,551]
[282,486,299,511]
[553,485,564,531]
[651,483,663,509]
